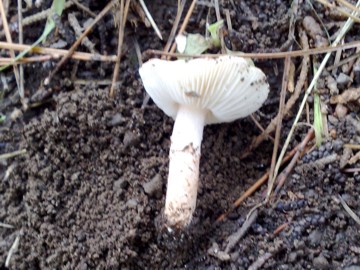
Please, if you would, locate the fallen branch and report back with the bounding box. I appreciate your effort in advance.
[0,42,117,62]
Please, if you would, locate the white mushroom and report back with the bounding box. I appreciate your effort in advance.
[139,56,269,228]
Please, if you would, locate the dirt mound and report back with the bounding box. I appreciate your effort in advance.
[2,88,358,269]
[22,89,157,268]
[1,88,264,268]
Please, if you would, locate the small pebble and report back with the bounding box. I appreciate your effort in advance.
[293,240,305,249]
[354,64,360,85]
[354,173,360,183]
[252,223,266,235]
[237,217,245,226]
[276,202,285,211]
[126,199,138,208]
[113,178,129,190]
[326,75,339,95]
[325,141,332,151]
[332,139,343,152]
[329,129,337,139]
[335,104,348,119]
[123,131,140,148]
[337,73,352,89]
[108,113,125,126]
[10,108,23,121]
[335,232,345,242]
[328,115,339,125]
[288,252,298,263]
[308,229,322,246]
[227,211,240,220]
[307,96,314,104]
[313,255,329,269]
[334,172,346,184]
[311,151,319,158]
[142,174,163,198]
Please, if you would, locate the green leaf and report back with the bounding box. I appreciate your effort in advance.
[207,20,224,47]
[0,0,65,71]
[176,34,212,56]
[52,0,66,16]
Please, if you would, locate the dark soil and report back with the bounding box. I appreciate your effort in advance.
[1,0,360,269]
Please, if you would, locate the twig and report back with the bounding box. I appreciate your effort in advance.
[348,151,360,165]
[109,0,130,98]
[73,79,113,86]
[266,0,299,202]
[338,194,360,226]
[270,0,360,201]
[336,0,360,14]
[248,252,274,270]
[332,39,344,76]
[44,0,116,85]
[17,0,25,106]
[272,222,289,236]
[147,40,360,59]
[241,30,310,159]
[216,141,305,223]
[316,0,360,23]
[0,149,27,160]
[267,56,289,199]
[274,128,315,195]
[133,37,143,66]
[0,0,20,94]
[169,0,197,54]
[5,230,22,268]
[343,167,360,173]
[214,0,221,21]
[250,114,275,143]
[0,222,14,229]
[0,2,75,38]
[70,0,96,18]
[288,60,295,93]
[4,163,16,181]
[224,9,232,31]
[68,13,96,53]
[21,1,74,26]
[163,0,187,55]
[224,209,258,253]
[0,42,117,62]
[139,0,163,40]
[142,0,187,106]
[327,50,360,71]
[344,144,360,150]
[140,0,187,107]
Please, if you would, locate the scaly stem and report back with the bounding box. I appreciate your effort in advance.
[164,105,206,228]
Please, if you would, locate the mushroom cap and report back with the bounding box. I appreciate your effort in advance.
[139,56,269,125]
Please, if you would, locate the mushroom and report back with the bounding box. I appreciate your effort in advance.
[139,56,269,228]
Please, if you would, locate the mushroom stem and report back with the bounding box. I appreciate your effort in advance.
[165,105,206,228]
